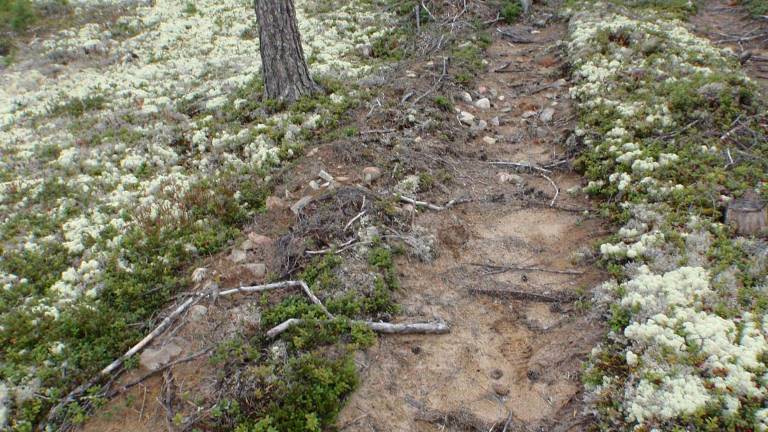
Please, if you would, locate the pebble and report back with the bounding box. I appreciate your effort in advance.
[189,305,208,322]
[459,111,475,125]
[522,110,538,119]
[362,166,382,184]
[309,180,320,190]
[474,98,491,110]
[490,369,504,380]
[230,249,247,264]
[243,263,266,278]
[248,233,273,248]
[318,170,334,182]
[482,136,497,145]
[497,172,524,185]
[459,91,473,103]
[540,107,555,123]
[492,383,510,396]
[290,196,313,215]
[140,342,183,371]
[491,116,500,127]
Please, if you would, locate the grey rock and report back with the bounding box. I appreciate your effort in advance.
[230,249,247,264]
[362,166,382,184]
[243,263,266,278]
[459,91,473,104]
[290,196,313,215]
[474,97,491,110]
[140,342,183,371]
[540,107,555,123]
[189,305,208,322]
[492,383,510,396]
[459,111,475,125]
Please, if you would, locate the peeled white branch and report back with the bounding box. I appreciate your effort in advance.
[266,318,450,338]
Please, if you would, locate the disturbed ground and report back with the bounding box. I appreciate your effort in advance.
[692,0,768,90]
[79,6,610,431]
[336,18,606,432]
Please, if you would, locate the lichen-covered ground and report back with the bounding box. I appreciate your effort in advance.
[2,0,768,430]
[0,0,391,428]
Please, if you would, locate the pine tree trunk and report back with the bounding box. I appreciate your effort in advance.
[254,0,319,103]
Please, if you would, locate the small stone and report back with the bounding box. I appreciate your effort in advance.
[482,136,497,145]
[406,70,417,78]
[474,98,491,110]
[309,180,320,190]
[490,116,500,127]
[248,233,272,248]
[189,305,208,322]
[496,172,524,185]
[522,110,538,119]
[140,342,183,371]
[478,85,487,94]
[265,196,286,210]
[459,91,472,104]
[230,249,247,264]
[459,111,475,125]
[540,107,555,123]
[290,196,313,215]
[490,369,504,380]
[336,176,350,182]
[318,170,334,182]
[475,120,488,131]
[243,263,266,278]
[240,239,255,251]
[492,383,510,396]
[362,167,382,184]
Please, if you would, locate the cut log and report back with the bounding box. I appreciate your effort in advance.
[726,191,767,236]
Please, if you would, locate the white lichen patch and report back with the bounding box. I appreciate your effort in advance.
[569,2,768,430]
[0,0,391,427]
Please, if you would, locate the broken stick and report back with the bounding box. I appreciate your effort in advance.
[267,318,450,339]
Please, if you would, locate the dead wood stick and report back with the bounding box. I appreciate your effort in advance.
[47,280,328,425]
[267,319,450,339]
[470,262,584,275]
[106,347,214,398]
[469,287,573,303]
[540,172,559,207]
[488,160,552,173]
[398,194,445,211]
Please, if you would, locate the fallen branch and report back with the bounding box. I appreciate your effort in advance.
[267,318,450,339]
[469,287,574,303]
[488,160,552,173]
[398,194,445,211]
[540,172,559,207]
[47,279,329,426]
[106,347,214,398]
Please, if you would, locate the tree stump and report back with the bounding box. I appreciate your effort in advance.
[254,0,320,103]
[726,191,767,236]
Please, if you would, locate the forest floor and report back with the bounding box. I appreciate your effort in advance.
[2,0,768,431]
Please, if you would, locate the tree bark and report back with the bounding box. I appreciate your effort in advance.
[254,0,320,102]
